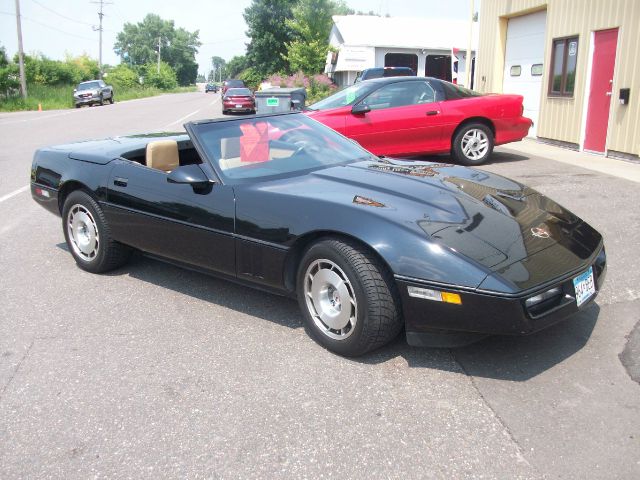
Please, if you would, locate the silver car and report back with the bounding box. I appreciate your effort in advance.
[73,80,114,108]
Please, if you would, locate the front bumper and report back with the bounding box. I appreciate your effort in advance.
[74,95,100,106]
[31,183,60,216]
[399,244,606,347]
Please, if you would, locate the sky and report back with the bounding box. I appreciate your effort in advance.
[0,0,477,77]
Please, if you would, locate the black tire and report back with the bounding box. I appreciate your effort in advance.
[222,110,228,115]
[62,190,131,273]
[296,238,402,356]
[451,122,494,166]
[109,94,115,104]
[75,104,80,109]
[99,95,104,106]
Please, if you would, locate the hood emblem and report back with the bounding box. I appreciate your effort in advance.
[531,225,551,239]
[353,195,385,208]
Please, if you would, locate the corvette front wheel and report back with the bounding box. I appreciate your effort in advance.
[62,190,131,273]
[451,123,494,166]
[297,238,402,356]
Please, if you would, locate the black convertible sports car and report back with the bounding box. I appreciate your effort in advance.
[31,113,606,356]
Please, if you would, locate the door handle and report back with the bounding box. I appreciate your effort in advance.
[605,92,613,96]
[426,110,440,116]
[113,177,128,187]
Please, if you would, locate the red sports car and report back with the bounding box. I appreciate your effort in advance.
[222,87,255,115]
[305,77,532,165]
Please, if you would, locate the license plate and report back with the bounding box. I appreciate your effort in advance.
[573,266,595,307]
[236,104,242,108]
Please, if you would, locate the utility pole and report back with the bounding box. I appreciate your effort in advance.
[14,0,27,98]
[91,0,112,79]
[157,36,161,73]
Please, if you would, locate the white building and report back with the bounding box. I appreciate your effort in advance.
[326,15,479,87]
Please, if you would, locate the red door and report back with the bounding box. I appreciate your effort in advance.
[584,28,618,153]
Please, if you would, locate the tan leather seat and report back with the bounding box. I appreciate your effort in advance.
[219,137,242,170]
[146,140,179,172]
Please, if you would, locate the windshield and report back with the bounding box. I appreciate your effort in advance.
[308,83,375,110]
[226,88,252,96]
[78,81,100,90]
[190,114,375,183]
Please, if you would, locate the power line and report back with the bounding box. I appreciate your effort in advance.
[30,0,93,26]
[0,11,96,41]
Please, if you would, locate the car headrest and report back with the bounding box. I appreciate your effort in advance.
[146,140,179,172]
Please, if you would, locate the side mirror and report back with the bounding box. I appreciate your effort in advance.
[351,103,370,115]
[167,164,213,190]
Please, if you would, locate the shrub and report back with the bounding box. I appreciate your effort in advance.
[18,53,99,86]
[106,64,140,89]
[265,71,336,103]
[143,62,178,89]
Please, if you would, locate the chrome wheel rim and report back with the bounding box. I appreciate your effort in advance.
[461,128,489,160]
[304,259,358,340]
[67,204,99,261]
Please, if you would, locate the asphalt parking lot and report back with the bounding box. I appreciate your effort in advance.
[1,92,639,479]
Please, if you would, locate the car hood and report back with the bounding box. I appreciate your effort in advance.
[76,89,99,95]
[270,158,597,272]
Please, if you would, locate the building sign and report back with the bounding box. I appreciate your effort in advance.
[335,46,376,71]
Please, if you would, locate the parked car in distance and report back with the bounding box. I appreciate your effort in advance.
[205,83,218,93]
[306,76,532,165]
[31,112,605,357]
[221,79,246,96]
[73,80,114,108]
[222,87,255,114]
[355,66,415,83]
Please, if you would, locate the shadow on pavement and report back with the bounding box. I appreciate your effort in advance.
[86,251,599,382]
[403,149,530,165]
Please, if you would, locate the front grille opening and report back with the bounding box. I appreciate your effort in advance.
[525,285,567,318]
[526,292,564,317]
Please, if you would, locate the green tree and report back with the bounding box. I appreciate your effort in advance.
[114,14,200,86]
[0,45,19,95]
[225,55,248,79]
[210,55,226,81]
[243,0,296,76]
[285,0,345,74]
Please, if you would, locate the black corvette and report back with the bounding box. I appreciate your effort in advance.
[31,113,606,356]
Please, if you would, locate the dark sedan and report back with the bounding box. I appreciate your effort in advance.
[30,113,605,356]
[222,87,255,114]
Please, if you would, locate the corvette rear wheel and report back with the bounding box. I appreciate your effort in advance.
[297,238,402,356]
[62,190,131,273]
[452,123,494,166]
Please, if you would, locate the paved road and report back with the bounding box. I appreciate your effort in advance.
[1,93,638,479]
